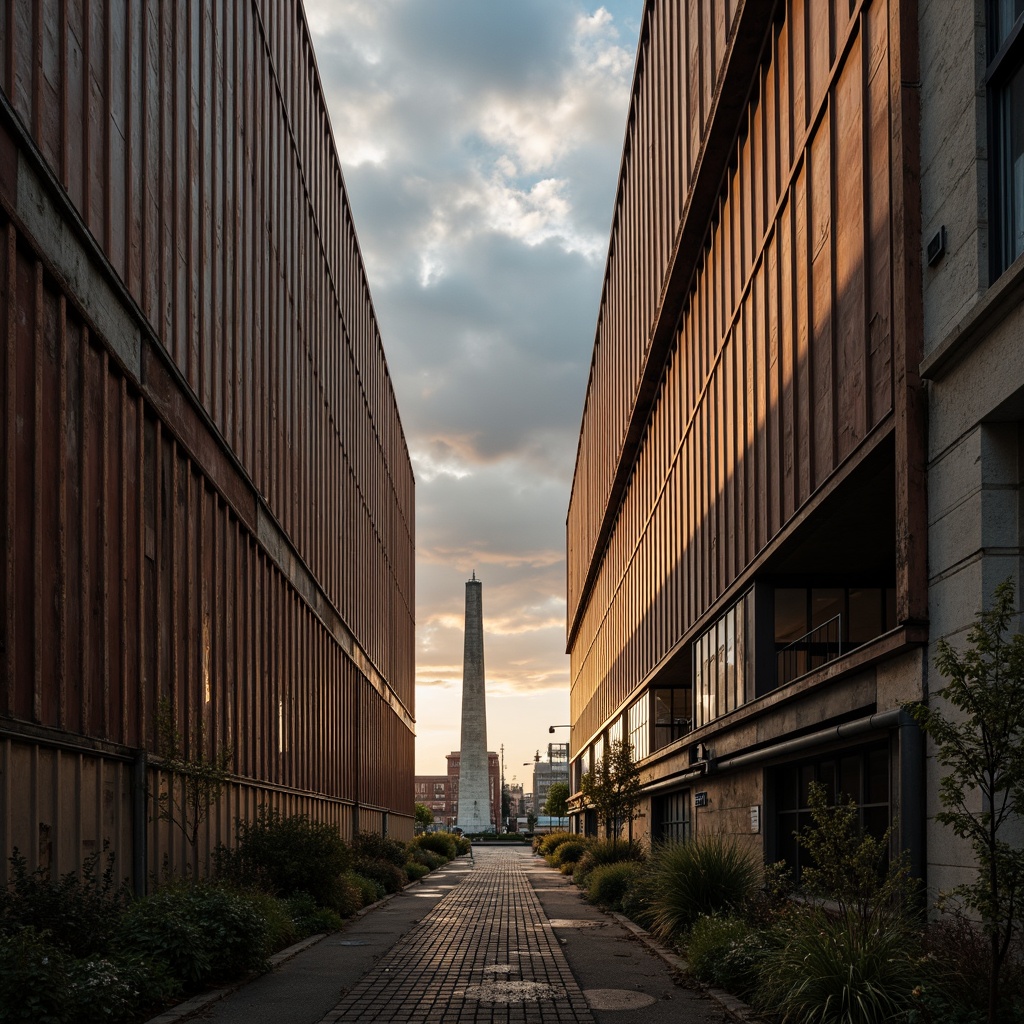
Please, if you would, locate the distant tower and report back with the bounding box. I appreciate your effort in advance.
[457,573,491,832]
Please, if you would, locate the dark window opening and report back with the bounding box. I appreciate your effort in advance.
[653,687,693,750]
[774,586,896,686]
[771,742,891,881]
[989,0,1024,276]
[653,789,691,843]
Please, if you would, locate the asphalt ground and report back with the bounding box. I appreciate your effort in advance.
[184,846,732,1024]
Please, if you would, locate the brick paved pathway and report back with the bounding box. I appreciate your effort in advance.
[319,850,595,1024]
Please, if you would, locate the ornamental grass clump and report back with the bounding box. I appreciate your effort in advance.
[758,907,920,1024]
[646,834,760,941]
[573,839,645,887]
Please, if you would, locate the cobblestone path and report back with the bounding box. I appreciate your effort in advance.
[319,851,595,1023]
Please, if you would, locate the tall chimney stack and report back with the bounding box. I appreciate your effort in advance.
[456,573,491,832]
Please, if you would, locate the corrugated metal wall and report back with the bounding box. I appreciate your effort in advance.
[568,0,914,745]
[0,0,415,888]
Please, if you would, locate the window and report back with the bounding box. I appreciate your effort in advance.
[693,590,755,728]
[771,742,890,880]
[653,790,691,842]
[653,688,692,749]
[774,586,895,686]
[628,695,650,761]
[989,0,1024,275]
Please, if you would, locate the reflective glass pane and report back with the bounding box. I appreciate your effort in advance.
[995,0,1024,50]
[1001,63,1024,264]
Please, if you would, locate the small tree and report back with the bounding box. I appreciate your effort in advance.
[527,812,538,833]
[544,782,569,825]
[796,780,915,935]
[414,803,434,830]
[580,740,642,847]
[905,578,1024,1023]
[155,696,231,870]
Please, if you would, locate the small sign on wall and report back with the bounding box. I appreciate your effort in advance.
[695,791,709,807]
[750,805,761,833]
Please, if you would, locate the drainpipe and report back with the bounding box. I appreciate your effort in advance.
[712,708,924,879]
[132,749,148,897]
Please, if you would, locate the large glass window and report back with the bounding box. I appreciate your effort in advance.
[653,688,692,750]
[989,0,1024,274]
[693,590,755,728]
[628,695,650,761]
[774,586,895,686]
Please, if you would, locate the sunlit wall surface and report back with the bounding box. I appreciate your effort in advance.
[567,0,927,851]
[0,1,415,886]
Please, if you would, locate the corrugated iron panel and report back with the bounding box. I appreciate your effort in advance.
[0,0,416,884]
[568,0,904,744]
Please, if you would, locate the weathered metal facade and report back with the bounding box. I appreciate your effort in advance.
[0,0,415,887]
[568,0,927,864]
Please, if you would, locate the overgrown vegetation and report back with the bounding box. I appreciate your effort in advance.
[906,578,1024,1023]
[1,814,468,1023]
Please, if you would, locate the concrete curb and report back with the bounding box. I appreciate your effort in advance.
[142,857,472,1024]
[606,911,765,1023]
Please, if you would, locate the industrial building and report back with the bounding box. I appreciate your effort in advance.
[567,0,933,875]
[0,1,415,888]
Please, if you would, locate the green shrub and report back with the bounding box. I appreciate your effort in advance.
[454,835,472,856]
[0,928,180,1024]
[116,891,210,988]
[0,928,75,1023]
[537,832,576,857]
[283,893,344,935]
[0,847,128,957]
[550,840,588,867]
[351,832,408,867]
[117,882,271,988]
[686,915,768,999]
[405,861,431,882]
[758,908,920,1024]
[647,835,760,941]
[343,870,382,908]
[215,809,351,911]
[620,868,658,929]
[410,847,446,871]
[354,859,407,895]
[413,832,456,860]
[574,839,644,886]
[243,889,298,950]
[585,861,644,911]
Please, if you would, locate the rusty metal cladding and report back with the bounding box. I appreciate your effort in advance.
[0,0,415,887]
[567,0,926,750]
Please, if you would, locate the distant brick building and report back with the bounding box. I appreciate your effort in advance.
[447,751,501,831]
[414,776,451,824]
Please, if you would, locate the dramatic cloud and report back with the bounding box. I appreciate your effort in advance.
[306,1,640,777]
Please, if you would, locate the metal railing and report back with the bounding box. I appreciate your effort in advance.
[776,614,843,686]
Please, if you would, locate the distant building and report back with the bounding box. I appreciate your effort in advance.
[532,744,569,815]
[414,776,451,824]
[507,783,525,819]
[447,751,501,831]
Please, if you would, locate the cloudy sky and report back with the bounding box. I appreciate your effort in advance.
[304,1,641,786]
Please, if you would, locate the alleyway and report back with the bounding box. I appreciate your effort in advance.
[189,846,728,1024]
